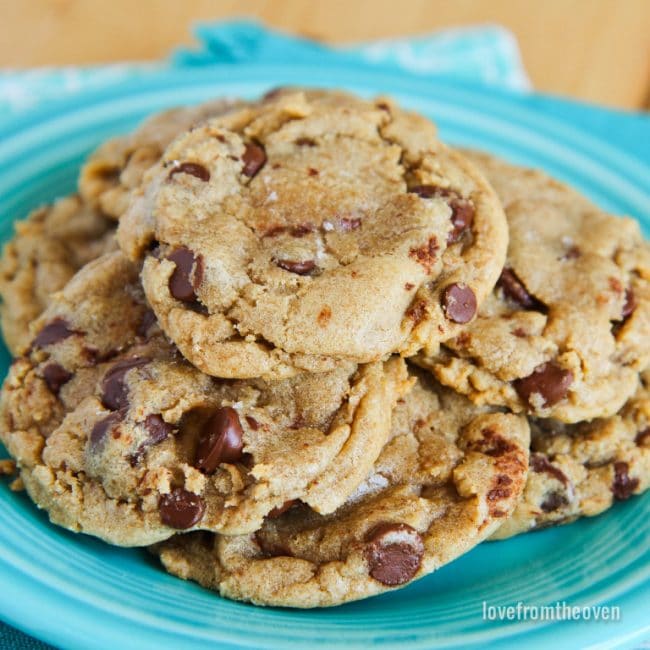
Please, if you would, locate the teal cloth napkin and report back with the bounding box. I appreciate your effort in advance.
[0,20,529,119]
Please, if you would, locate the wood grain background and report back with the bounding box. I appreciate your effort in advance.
[1,0,649,109]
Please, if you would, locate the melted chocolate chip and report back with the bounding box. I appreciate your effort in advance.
[245,415,260,430]
[129,414,175,466]
[90,411,123,451]
[159,488,205,529]
[513,362,573,408]
[194,407,244,473]
[168,162,210,182]
[101,356,150,411]
[497,268,546,311]
[622,289,636,319]
[42,363,72,395]
[32,318,78,349]
[540,491,569,512]
[530,453,569,486]
[276,259,316,275]
[242,143,267,177]
[267,499,300,519]
[612,461,639,500]
[441,284,476,323]
[448,200,475,244]
[365,523,424,586]
[472,427,516,457]
[144,414,174,445]
[167,247,203,303]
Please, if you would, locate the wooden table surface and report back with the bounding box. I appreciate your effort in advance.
[1,0,649,110]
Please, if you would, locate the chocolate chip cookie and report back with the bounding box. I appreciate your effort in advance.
[416,151,650,422]
[118,89,507,379]
[0,195,116,355]
[0,251,411,546]
[492,370,650,539]
[79,99,242,220]
[153,368,529,607]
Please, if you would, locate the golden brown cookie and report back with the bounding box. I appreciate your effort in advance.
[79,99,242,219]
[0,194,116,355]
[118,90,507,379]
[0,251,410,546]
[153,369,529,607]
[416,151,650,422]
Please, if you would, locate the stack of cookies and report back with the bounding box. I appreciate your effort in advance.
[0,89,648,608]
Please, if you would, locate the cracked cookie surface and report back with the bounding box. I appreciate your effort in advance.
[0,195,116,356]
[416,151,650,422]
[79,99,242,220]
[492,370,650,539]
[0,251,410,546]
[118,90,507,379]
[153,368,529,607]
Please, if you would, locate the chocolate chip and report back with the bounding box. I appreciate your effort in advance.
[90,411,123,451]
[167,247,203,303]
[612,461,639,500]
[276,259,316,275]
[497,268,546,311]
[622,289,636,319]
[32,318,78,349]
[159,488,205,529]
[562,245,581,260]
[291,223,317,237]
[448,200,475,244]
[268,499,300,519]
[441,283,476,323]
[137,309,157,338]
[144,414,174,445]
[307,167,319,177]
[487,474,513,502]
[295,137,316,147]
[129,414,175,466]
[409,184,438,199]
[42,363,72,395]
[409,237,439,274]
[530,453,569,486]
[635,428,650,446]
[168,162,210,182]
[364,523,424,586]
[513,362,573,408]
[242,143,267,177]
[540,491,569,512]
[101,356,150,411]
[408,185,474,242]
[194,407,244,473]
[471,427,516,457]
[245,415,260,430]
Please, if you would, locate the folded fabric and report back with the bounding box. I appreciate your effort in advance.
[0,20,529,118]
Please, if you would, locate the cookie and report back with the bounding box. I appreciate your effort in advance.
[416,151,650,422]
[0,251,410,546]
[492,370,650,539]
[117,89,507,379]
[0,194,116,356]
[79,99,242,220]
[153,369,529,607]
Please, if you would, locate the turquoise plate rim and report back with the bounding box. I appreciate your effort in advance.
[0,63,648,650]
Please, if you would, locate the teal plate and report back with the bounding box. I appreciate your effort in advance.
[0,65,648,650]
